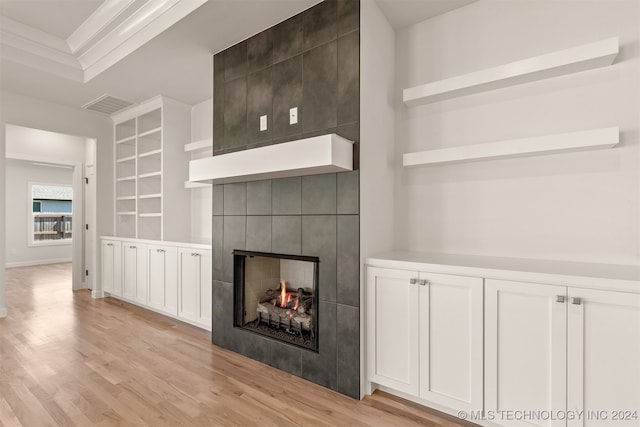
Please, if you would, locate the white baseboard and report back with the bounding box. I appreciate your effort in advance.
[92,290,105,299]
[0,307,7,318]
[6,258,72,268]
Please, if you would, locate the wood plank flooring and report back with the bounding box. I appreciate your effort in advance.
[1,263,473,426]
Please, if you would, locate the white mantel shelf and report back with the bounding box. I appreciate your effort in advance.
[403,127,619,167]
[403,37,619,106]
[189,133,354,184]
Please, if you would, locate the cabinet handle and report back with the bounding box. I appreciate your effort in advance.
[192,252,200,257]
[410,278,418,284]
[157,249,165,253]
[107,243,113,246]
[130,246,136,249]
[571,297,582,305]
[556,295,565,303]
[419,279,428,286]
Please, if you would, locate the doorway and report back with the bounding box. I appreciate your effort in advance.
[4,124,97,292]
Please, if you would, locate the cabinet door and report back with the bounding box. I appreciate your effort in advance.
[101,240,121,295]
[123,244,147,304]
[123,244,138,300]
[567,288,640,427]
[419,272,483,412]
[147,245,178,315]
[366,267,420,395]
[178,249,199,322]
[485,279,567,427]
[197,250,212,328]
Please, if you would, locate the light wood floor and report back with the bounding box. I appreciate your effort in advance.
[1,263,473,427]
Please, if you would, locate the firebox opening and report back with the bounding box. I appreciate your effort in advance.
[233,250,319,352]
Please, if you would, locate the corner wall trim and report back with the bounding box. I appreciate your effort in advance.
[92,290,105,299]
[0,307,7,318]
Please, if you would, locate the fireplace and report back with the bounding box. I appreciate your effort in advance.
[233,250,319,352]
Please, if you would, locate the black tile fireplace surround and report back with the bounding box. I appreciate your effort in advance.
[210,0,360,399]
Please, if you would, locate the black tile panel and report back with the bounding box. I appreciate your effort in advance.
[247,67,273,144]
[246,180,271,215]
[223,182,246,215]
[304,0,337,50]
[302,41,338,132]
[336,304,359,398]
[337,170,359,215]
[213,55,225,153]
[223,77,247,150]
[272,177,301,215]
[213,184,224,216]
[301,301,337,389]
[302,215,337,302]
[302,173,337,215]
[246,216,272,253]
[247,29,273,73]
[337,215,359,306]
[212,216,224,281]
[271,216,302,256]
[272,56,303,139]
[337,0,359,36]
[337,31,359,126]
[269,341,303,377]
[211,280,232,346]
[273,14,304,63]
[224,41,247,81]
[223,216,246,283]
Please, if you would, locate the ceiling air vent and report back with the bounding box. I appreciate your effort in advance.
[82,94,133,115]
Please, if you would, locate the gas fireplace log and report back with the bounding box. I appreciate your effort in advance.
[259,288,281,304]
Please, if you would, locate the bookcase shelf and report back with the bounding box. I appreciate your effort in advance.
[403,37,619,106]
[403,127,619,167]
[112,95,190,241]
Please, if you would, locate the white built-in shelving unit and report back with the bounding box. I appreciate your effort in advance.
[402,37,620,167]
[183,137,213,188]
[112,95,191,241]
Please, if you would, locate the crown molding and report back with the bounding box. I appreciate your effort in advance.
[66,0,136,55]
[0,0,207,83]
[80,0,207,82]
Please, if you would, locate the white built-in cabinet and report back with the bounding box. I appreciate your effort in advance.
[366,254,640,427]
[486,279,640,427]
[147,244,178,316]
[101,237,212,331]
[113,95,191,241]
[178,248,212,328]
[367,267,484,413]
[101,239,122,296]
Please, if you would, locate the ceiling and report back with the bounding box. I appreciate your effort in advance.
[0,0,476,113]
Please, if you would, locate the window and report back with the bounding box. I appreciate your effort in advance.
[29,183,73,246]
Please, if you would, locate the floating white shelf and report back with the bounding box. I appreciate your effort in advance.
[139,213,162,218]
[117,211,136,216]
[116,175,136,182]
[139,193,162,199]
[116,196,137,201]
[189,133,354,184]
[116,155,136,163]
[184,181,211,189]
[184,138,213,153]
[403,127,619,167]
[403,37,619,106]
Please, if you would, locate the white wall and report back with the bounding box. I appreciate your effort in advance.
[395,0,640,265]
[190,98,213,243]
[0,90,113,316]
[6,124,86,163]
[5,159,74,266]
[360,0,396,398]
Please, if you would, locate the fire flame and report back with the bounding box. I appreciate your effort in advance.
[279,280,300,310]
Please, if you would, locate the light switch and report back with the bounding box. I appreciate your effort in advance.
[289,107,298,125]
[260,115,267,131]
